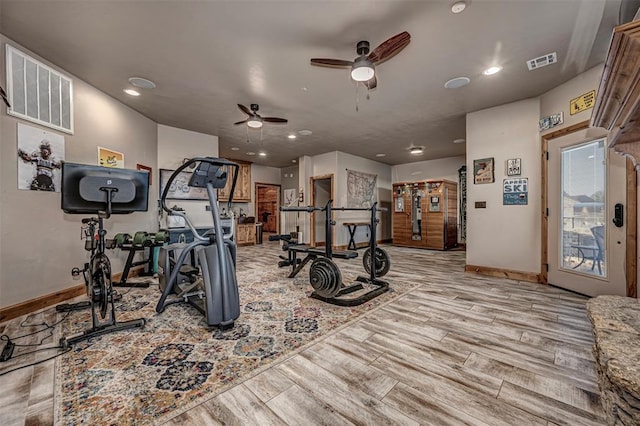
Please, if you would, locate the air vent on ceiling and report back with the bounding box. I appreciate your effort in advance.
[527,52,557,71]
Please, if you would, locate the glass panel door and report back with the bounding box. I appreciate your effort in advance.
[560,139,606,277]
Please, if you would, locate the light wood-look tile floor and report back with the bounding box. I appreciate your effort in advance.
[0,241,604,425]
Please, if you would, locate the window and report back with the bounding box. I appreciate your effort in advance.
[5,45,73,134]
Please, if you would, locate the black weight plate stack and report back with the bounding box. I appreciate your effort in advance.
[363,247,391,277]
[309,257,342,298]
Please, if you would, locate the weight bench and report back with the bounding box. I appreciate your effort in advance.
[286,244,358,278]
[279,200,390,307]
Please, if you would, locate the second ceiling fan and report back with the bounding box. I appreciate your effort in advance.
[234,104,287,129]
[311,31,411,89]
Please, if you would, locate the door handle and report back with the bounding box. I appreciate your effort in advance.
[613,203,624,228]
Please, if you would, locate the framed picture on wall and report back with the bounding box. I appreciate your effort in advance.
[473,157,495,184]
[97,146,124,168]
[506,158,521,176]
[137,164,152,185]
[159,168,208,200]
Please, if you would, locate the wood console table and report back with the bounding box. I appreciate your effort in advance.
[343,222,370,250]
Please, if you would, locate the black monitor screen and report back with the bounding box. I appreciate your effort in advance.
[61,162,149,214]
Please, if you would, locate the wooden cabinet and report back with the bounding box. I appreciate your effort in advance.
[392,180,457,250]
[236,223,256,246]
[591,20,640,167]
[219,160,251,202]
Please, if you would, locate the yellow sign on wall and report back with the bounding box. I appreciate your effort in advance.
[570,90,596,115]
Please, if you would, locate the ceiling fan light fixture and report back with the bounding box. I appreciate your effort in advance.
[247,118,263,128]
[351,58,375,82]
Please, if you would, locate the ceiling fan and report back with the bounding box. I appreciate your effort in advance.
[310,31,411,89]
[234,104,288,129]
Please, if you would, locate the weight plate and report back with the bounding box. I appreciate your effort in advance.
[363,247,391,277]
[309,257,342,298]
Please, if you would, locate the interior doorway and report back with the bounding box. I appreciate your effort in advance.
[255,183,281,235]
[310,175,333,247]
[542,122,637,297]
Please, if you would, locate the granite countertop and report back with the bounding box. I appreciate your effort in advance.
[587,295,640,424]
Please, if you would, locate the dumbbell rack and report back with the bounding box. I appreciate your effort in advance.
[112,231,168,288]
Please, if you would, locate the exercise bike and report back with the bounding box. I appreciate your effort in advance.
[56,218,123,313]
[59,162,148,348]
[156,157,240,329]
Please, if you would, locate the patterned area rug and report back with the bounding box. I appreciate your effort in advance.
[54,265,415,425]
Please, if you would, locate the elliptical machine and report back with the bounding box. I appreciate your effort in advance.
[156,157,240,329]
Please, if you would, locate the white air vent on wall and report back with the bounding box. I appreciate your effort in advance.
[5,45,74,134]
[527,52,557,71]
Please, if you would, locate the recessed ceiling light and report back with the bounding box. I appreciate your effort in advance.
[453,138,466,144]
[128,77,156,89]
[451,1,467,13]
[375,153,386,157]
[123,89,140,96]
[246,152,256,156]
[444,77,470,89]
[231,147,240,151]
[410,147,424,155]
[483,66,502,75]
[298,130,312,136]
[259,152,267,156]
[292,159,297,163]
[288,134,297,139]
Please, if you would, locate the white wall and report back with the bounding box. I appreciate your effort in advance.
[1,36,158,308]
[336,152,392,246]
[157,124,218,228]
[540,65,604,132]
[466,98,541,273]
[392,155,466,184]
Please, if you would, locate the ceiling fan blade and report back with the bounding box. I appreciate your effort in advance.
[237,104,252,116]
[365,75,377,90]
[263,117,288,124]
[368,31,411,64]
[234,119,248,125]
[310,58,354,68]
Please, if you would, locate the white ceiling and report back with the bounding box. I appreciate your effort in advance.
[0,0,628,168]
